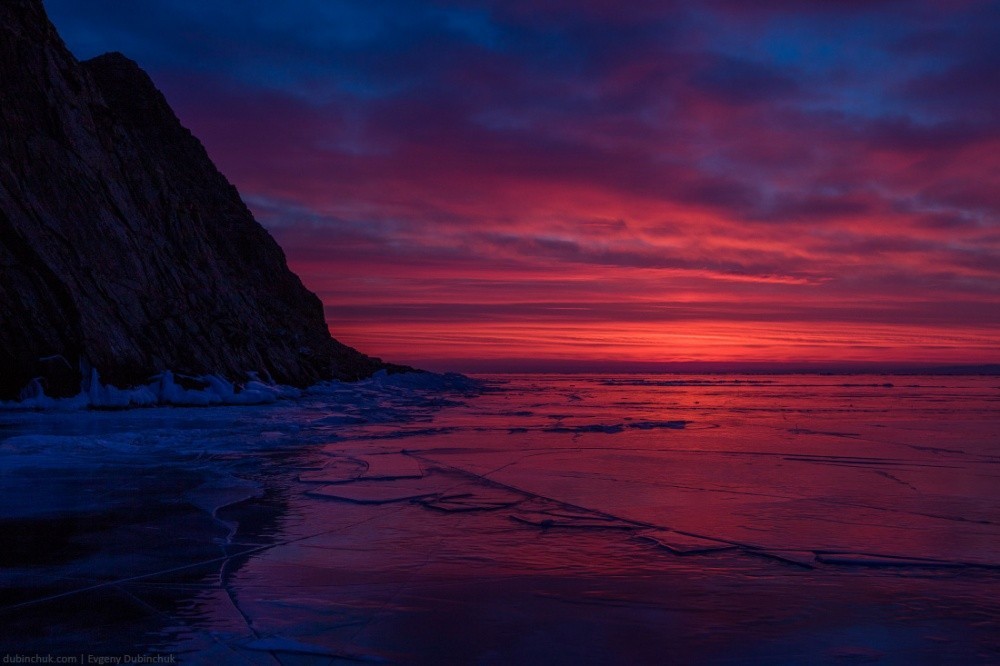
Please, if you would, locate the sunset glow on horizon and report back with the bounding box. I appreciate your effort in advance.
[46,0,999,370]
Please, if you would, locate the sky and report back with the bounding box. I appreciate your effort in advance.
[45,0,999,371]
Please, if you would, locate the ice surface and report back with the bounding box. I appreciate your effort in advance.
[0,373,998,662]
[243,636,387,661]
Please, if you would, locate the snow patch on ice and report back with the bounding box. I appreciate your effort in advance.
[0,368,338,411]
[2,378,89,411]
[8,366,480,413]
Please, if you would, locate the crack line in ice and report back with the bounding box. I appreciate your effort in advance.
[549,473,1000,528]
[403,451,661,531]
[218,552,266,649]
[784,456,960,469]
[873,469,920,492]
[403,450,1000,571]
[109,582,269,663]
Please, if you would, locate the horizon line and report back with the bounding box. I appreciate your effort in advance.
[412,360,1000,376]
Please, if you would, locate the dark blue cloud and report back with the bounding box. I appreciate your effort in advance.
[45,0,997,128]
[690,55,799,104]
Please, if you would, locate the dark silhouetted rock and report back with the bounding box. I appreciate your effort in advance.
[0,0,401,399]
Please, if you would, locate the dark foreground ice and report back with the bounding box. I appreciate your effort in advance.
[0,373,998,664]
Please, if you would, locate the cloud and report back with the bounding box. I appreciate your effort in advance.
[43,0,1000,366]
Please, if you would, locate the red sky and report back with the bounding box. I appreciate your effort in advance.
[48,0,1000,370]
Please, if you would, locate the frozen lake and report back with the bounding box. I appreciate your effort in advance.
[1,373,998,664]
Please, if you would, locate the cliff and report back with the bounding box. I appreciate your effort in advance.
[0,0,392,400]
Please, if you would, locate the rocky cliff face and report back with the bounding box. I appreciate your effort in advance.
[0,0,393,399]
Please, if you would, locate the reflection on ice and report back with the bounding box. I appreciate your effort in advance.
[1,373,998,662]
